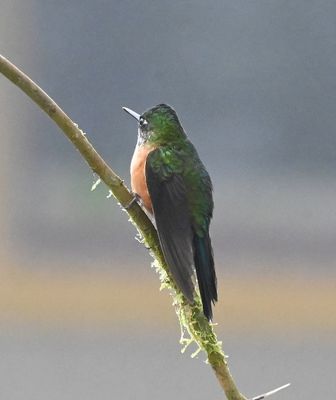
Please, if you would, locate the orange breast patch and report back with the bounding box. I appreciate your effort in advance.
[130,144,156,213]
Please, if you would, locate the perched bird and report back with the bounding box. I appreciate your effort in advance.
[123,104,217,320]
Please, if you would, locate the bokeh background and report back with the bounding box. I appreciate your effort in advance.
[1,1,335,399]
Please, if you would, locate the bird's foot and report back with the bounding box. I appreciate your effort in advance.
[124,192,141,210]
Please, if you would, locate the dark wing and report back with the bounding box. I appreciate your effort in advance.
[146,150,195,302]
[187,152,217,320]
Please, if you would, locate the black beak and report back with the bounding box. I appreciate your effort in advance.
[122,107,140,121]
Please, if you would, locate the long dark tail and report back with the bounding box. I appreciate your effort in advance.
[193,233,218,320]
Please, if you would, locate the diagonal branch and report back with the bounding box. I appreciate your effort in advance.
[0,54,289,400]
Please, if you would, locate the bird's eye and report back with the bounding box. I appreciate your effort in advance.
[139,117,148,127]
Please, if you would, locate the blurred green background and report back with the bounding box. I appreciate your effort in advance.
[0,1,335,399]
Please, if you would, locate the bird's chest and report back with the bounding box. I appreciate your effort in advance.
[130,144,156,213]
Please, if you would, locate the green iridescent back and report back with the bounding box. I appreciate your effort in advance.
[143,104,213,237]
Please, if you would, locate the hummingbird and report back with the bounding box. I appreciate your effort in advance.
[123,104,217,320]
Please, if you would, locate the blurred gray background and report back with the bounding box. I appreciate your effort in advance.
[0,1,335,399]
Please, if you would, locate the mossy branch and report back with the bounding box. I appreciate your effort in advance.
[0,54,289,400]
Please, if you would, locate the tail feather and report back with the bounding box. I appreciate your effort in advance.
[193,233,217,320]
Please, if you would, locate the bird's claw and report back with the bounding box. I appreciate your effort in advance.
[124,193,141,210]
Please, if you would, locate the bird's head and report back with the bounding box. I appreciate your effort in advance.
[123,104,186,146]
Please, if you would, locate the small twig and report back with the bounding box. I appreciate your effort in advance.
[250,383,291,400]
